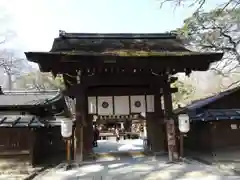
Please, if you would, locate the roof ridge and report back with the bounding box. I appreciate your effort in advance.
[58,30,177,39]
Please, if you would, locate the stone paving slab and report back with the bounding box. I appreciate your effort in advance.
[186,148,240,174]
[29,141,240,179]
[33,156,240,180]
[93,139,144,153]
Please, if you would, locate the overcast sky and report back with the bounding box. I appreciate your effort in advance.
[0,0,225,55]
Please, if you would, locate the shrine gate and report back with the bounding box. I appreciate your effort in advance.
[25,32,223,161]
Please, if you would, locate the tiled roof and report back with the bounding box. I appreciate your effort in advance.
[51,32,190,53]
[0,90,61,107]
[0,90,74,127]
[174,86,240,121]
[189,109,240,121]
[174,86,240,114]
[0,114,70,128]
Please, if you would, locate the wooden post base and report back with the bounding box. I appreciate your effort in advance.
[166,119,179,161]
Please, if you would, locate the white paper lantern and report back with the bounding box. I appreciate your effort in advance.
[61,119,73,138]
[178,114,190,133]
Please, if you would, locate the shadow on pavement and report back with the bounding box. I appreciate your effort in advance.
[35,156,240,180]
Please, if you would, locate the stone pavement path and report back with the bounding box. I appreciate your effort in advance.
[34,156,240,180]
[32,140,240,180]
[186,147,240,174]
[93,139,144,153]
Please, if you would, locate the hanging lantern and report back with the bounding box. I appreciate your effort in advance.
[61,119,73,138]
[178,114,190,133]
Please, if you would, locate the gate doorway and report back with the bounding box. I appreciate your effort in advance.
[92,114,147,154]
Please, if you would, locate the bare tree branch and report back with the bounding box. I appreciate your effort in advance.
[159,0,240,13]
[176,7,240,76]
[14,72,65,91]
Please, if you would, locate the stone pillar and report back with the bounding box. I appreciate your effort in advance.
[146,89,165,152]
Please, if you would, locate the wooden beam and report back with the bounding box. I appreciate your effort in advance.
[88,86,151,96]
[82,74,163,86]
[11,117,21,127]
[0,117,7,125]
[26,51,223,73]
[64,85,178,97]
[63,74,164,96]
[28,117,36,127]
[89,87,178,96]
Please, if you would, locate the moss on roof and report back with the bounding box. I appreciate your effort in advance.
[47,50,217,57]
[51,37,190,53]
[101,50,201,56]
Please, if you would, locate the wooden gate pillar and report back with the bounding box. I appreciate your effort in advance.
[163,76,179,161]
[75,87,93,161]
[146,86,165,152]
[83,114,93,158]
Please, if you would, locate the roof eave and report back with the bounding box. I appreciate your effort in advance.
[25,51,223,62]
[0,93,63,109]
[25,51,223,74]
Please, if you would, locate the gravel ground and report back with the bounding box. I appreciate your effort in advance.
[0,159,42,180]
